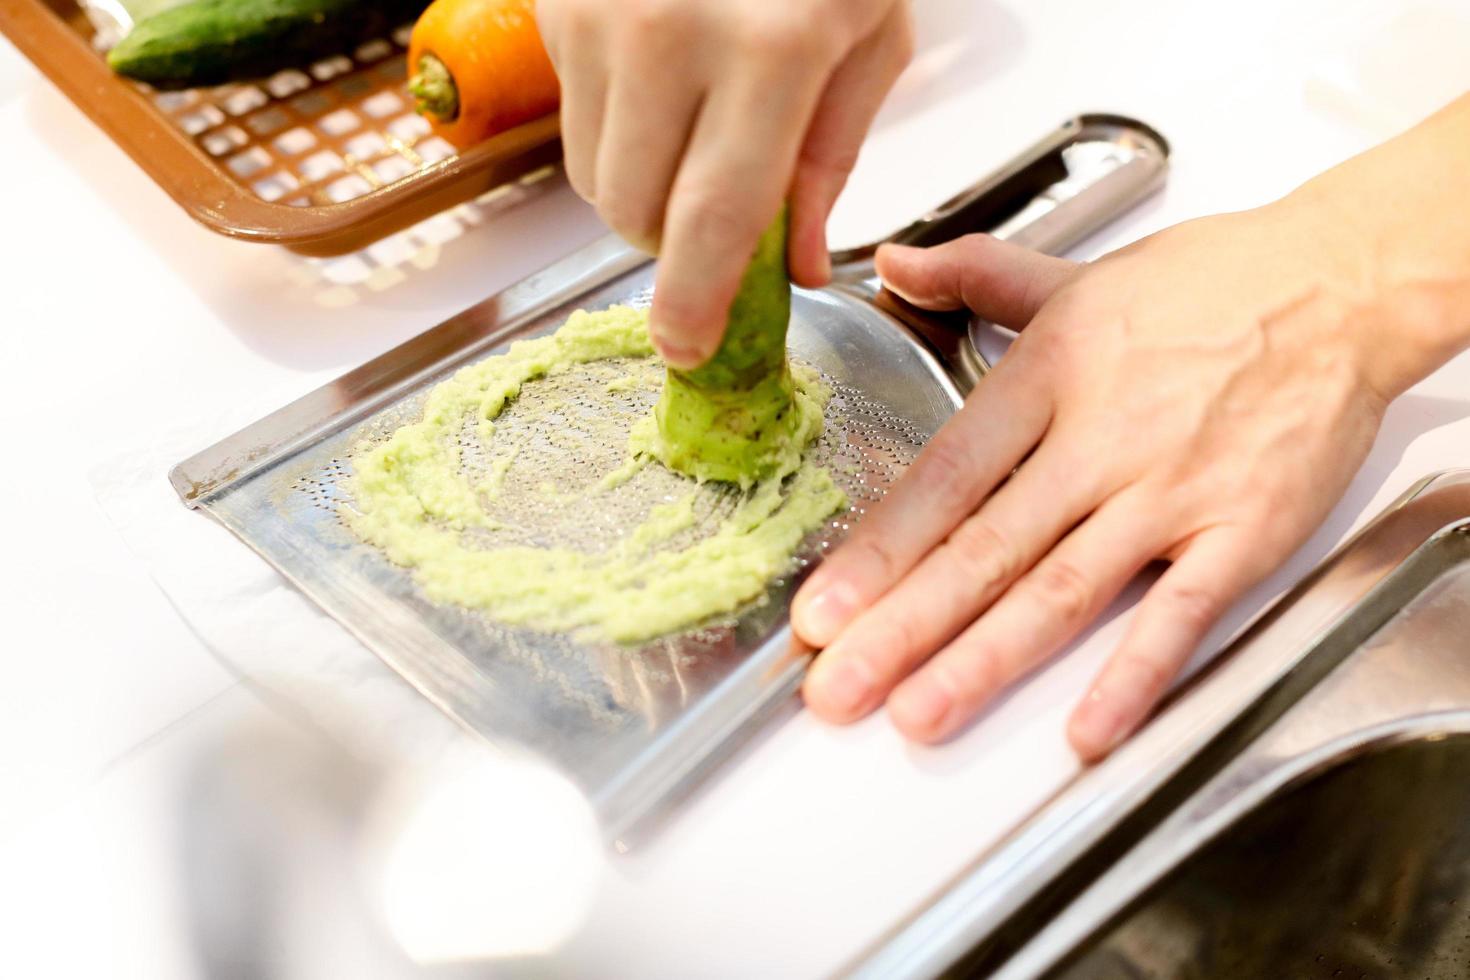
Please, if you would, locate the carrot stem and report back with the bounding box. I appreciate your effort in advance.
[408,52,459,122]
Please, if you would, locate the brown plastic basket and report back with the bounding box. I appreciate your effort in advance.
[0,0,562,255]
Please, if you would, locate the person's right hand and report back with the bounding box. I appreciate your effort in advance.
[535,0,914,367]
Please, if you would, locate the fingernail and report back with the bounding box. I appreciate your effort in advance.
[809,655,873,717]
[890,680,952,737]
[875,243,920,271]
[651,327,708,370]
[1070,691,1126,760]
[793,581,860,647]
[651,328,704,369]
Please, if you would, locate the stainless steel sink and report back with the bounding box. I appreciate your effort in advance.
[1027,492,1470,980]
[850,472,1470,980]
[1046,548,1470,979]
[1032,516,1470,980]
[1052,731,1470,979]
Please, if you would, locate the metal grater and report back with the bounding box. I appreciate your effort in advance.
[171,115,1169,846]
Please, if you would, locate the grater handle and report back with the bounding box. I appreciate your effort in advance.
[830,113,1169,278]
[829,114,1169,392]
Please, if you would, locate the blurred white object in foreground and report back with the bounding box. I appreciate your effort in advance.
[367,742,604,965]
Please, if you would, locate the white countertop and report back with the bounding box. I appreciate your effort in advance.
[3,1,1469,976]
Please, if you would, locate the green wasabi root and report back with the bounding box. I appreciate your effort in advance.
[648,367,801,487]
[648,208,798,485]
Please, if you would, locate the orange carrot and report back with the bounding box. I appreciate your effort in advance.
[407,0,559,148]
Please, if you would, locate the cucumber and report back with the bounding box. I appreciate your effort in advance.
[108,0,431,90]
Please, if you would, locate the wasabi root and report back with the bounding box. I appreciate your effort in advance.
[640,209,808,487]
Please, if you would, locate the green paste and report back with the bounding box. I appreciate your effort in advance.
[345,305,847,644]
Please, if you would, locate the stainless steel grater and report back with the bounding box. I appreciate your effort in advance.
[171,114,1170,846]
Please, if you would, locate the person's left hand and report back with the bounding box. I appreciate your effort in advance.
[792,200,1420,759]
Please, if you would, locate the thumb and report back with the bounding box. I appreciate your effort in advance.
[875,235,1079,330]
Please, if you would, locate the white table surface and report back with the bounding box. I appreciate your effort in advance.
[3,0,1469,976]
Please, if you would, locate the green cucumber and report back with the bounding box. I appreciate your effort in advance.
[108,0,430,90]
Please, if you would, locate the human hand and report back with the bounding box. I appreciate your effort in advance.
[792,200,1432,760]
[535,0,913,366]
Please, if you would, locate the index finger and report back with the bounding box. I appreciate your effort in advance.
[650,53,831,367]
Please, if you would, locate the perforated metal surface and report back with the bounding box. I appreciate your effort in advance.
[195,248,958,841]
[301,360,912,565]
[286,353,925,732]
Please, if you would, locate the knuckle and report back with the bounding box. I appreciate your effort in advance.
[596,193,659,248]
[798,138,860,179]
[1026,557,1095,622]
[736,10,823,62]
[669,186,765,255]
[944,517,1018,593]
[849,534,900,582]
[624,0,682,34]
[949,645,1005,705]
[651,286,719,335]
[556,0,600,34]
[872,608,928,663]
[1159,580,1221,633]
[1112,652,1173,701]
[915,436,977,503]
